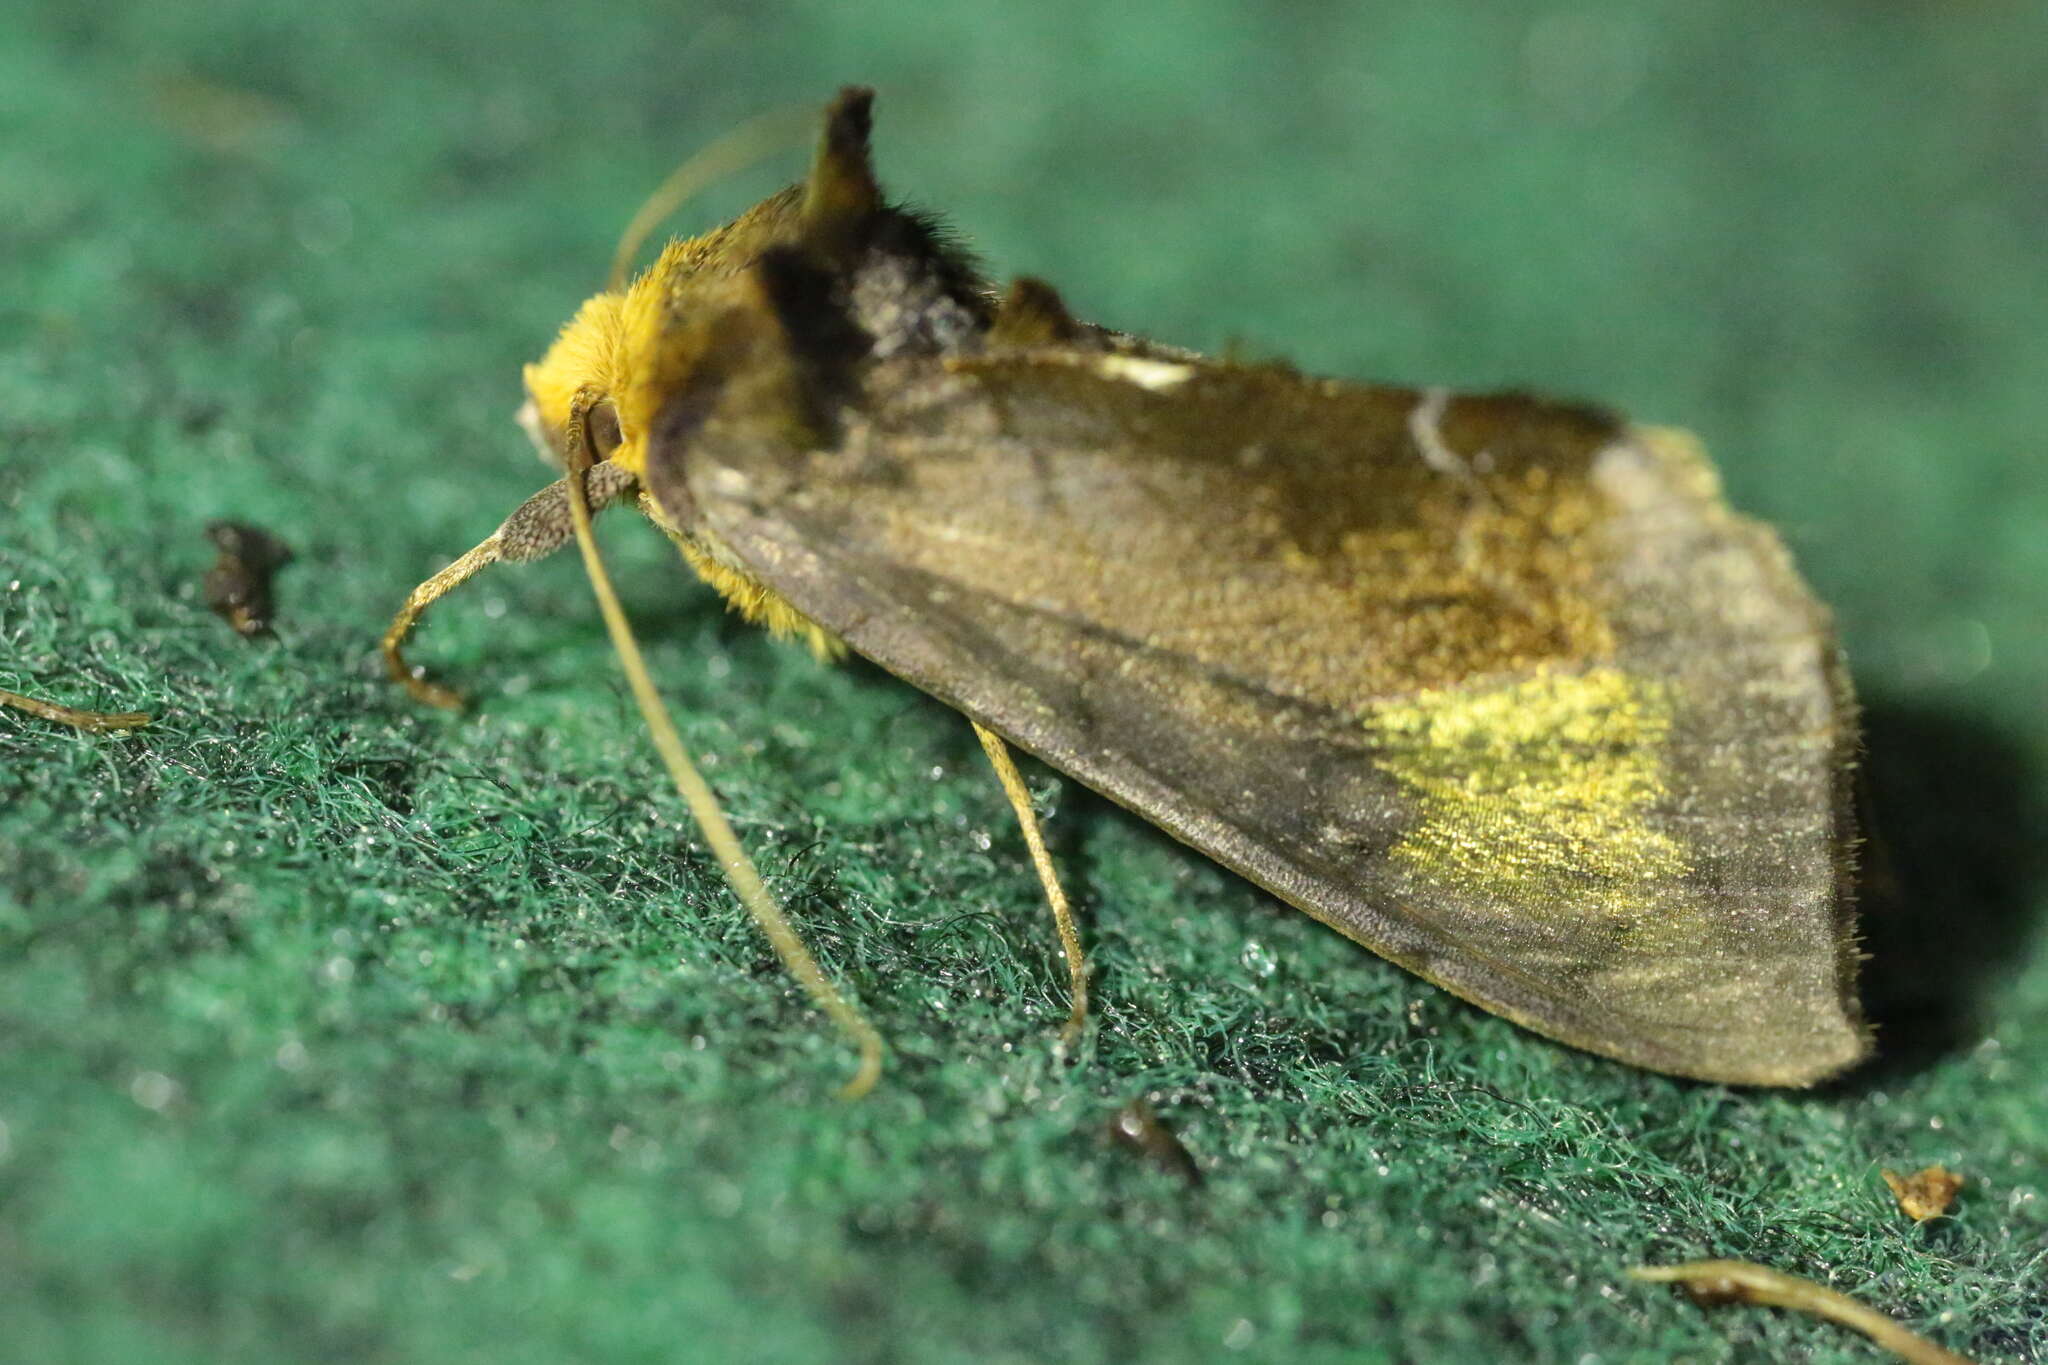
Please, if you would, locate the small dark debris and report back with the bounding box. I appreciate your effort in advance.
[204,520,295,638]
[1108,1098,1203,1186]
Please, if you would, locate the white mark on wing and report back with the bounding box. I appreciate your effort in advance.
[1089,354,1195,392]
[1407,387,1471,478]
[706,469,752,498]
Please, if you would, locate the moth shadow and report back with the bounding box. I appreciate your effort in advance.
[1838,697,2048,1088]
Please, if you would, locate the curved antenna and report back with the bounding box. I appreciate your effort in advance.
[607,104,817,292]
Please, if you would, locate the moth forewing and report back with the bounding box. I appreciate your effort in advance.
[648,306,1866,1088]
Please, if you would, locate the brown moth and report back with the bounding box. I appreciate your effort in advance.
[388,87,1867,1089]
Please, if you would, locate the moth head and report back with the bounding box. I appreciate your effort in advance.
[516,189,819,480]
[520,254,703,476]
[514,89,966,483]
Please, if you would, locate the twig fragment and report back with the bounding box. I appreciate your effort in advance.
[1630,1260,1976,1365]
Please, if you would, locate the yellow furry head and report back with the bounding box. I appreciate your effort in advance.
[515,185,844,651]
[518,291,626,469]
[516,188,809,480]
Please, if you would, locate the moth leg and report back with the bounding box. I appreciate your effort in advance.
[382,463,639,709]
[972,721,1090,1048]
[0,687,151,732]
[557,387,884,1099]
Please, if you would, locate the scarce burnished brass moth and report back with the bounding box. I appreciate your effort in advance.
[386,88,1866,1093]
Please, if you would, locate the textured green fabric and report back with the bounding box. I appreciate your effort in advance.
[3,3,2044,1362]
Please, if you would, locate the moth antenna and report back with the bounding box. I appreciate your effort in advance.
[558,385,884,1099]
[383,467,638,709]
[382,536,502,709]
[0,687,151,732]
[607,104,817,293]
[973,722,1090,1049]
[988,277,1083,347]
[799,86,882,256]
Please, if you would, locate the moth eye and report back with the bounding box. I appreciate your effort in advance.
[586,400,624,461]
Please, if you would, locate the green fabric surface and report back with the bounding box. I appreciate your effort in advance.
[4,3,2044,1362]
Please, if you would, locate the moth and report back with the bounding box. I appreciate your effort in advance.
[386,87,1867,1094]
